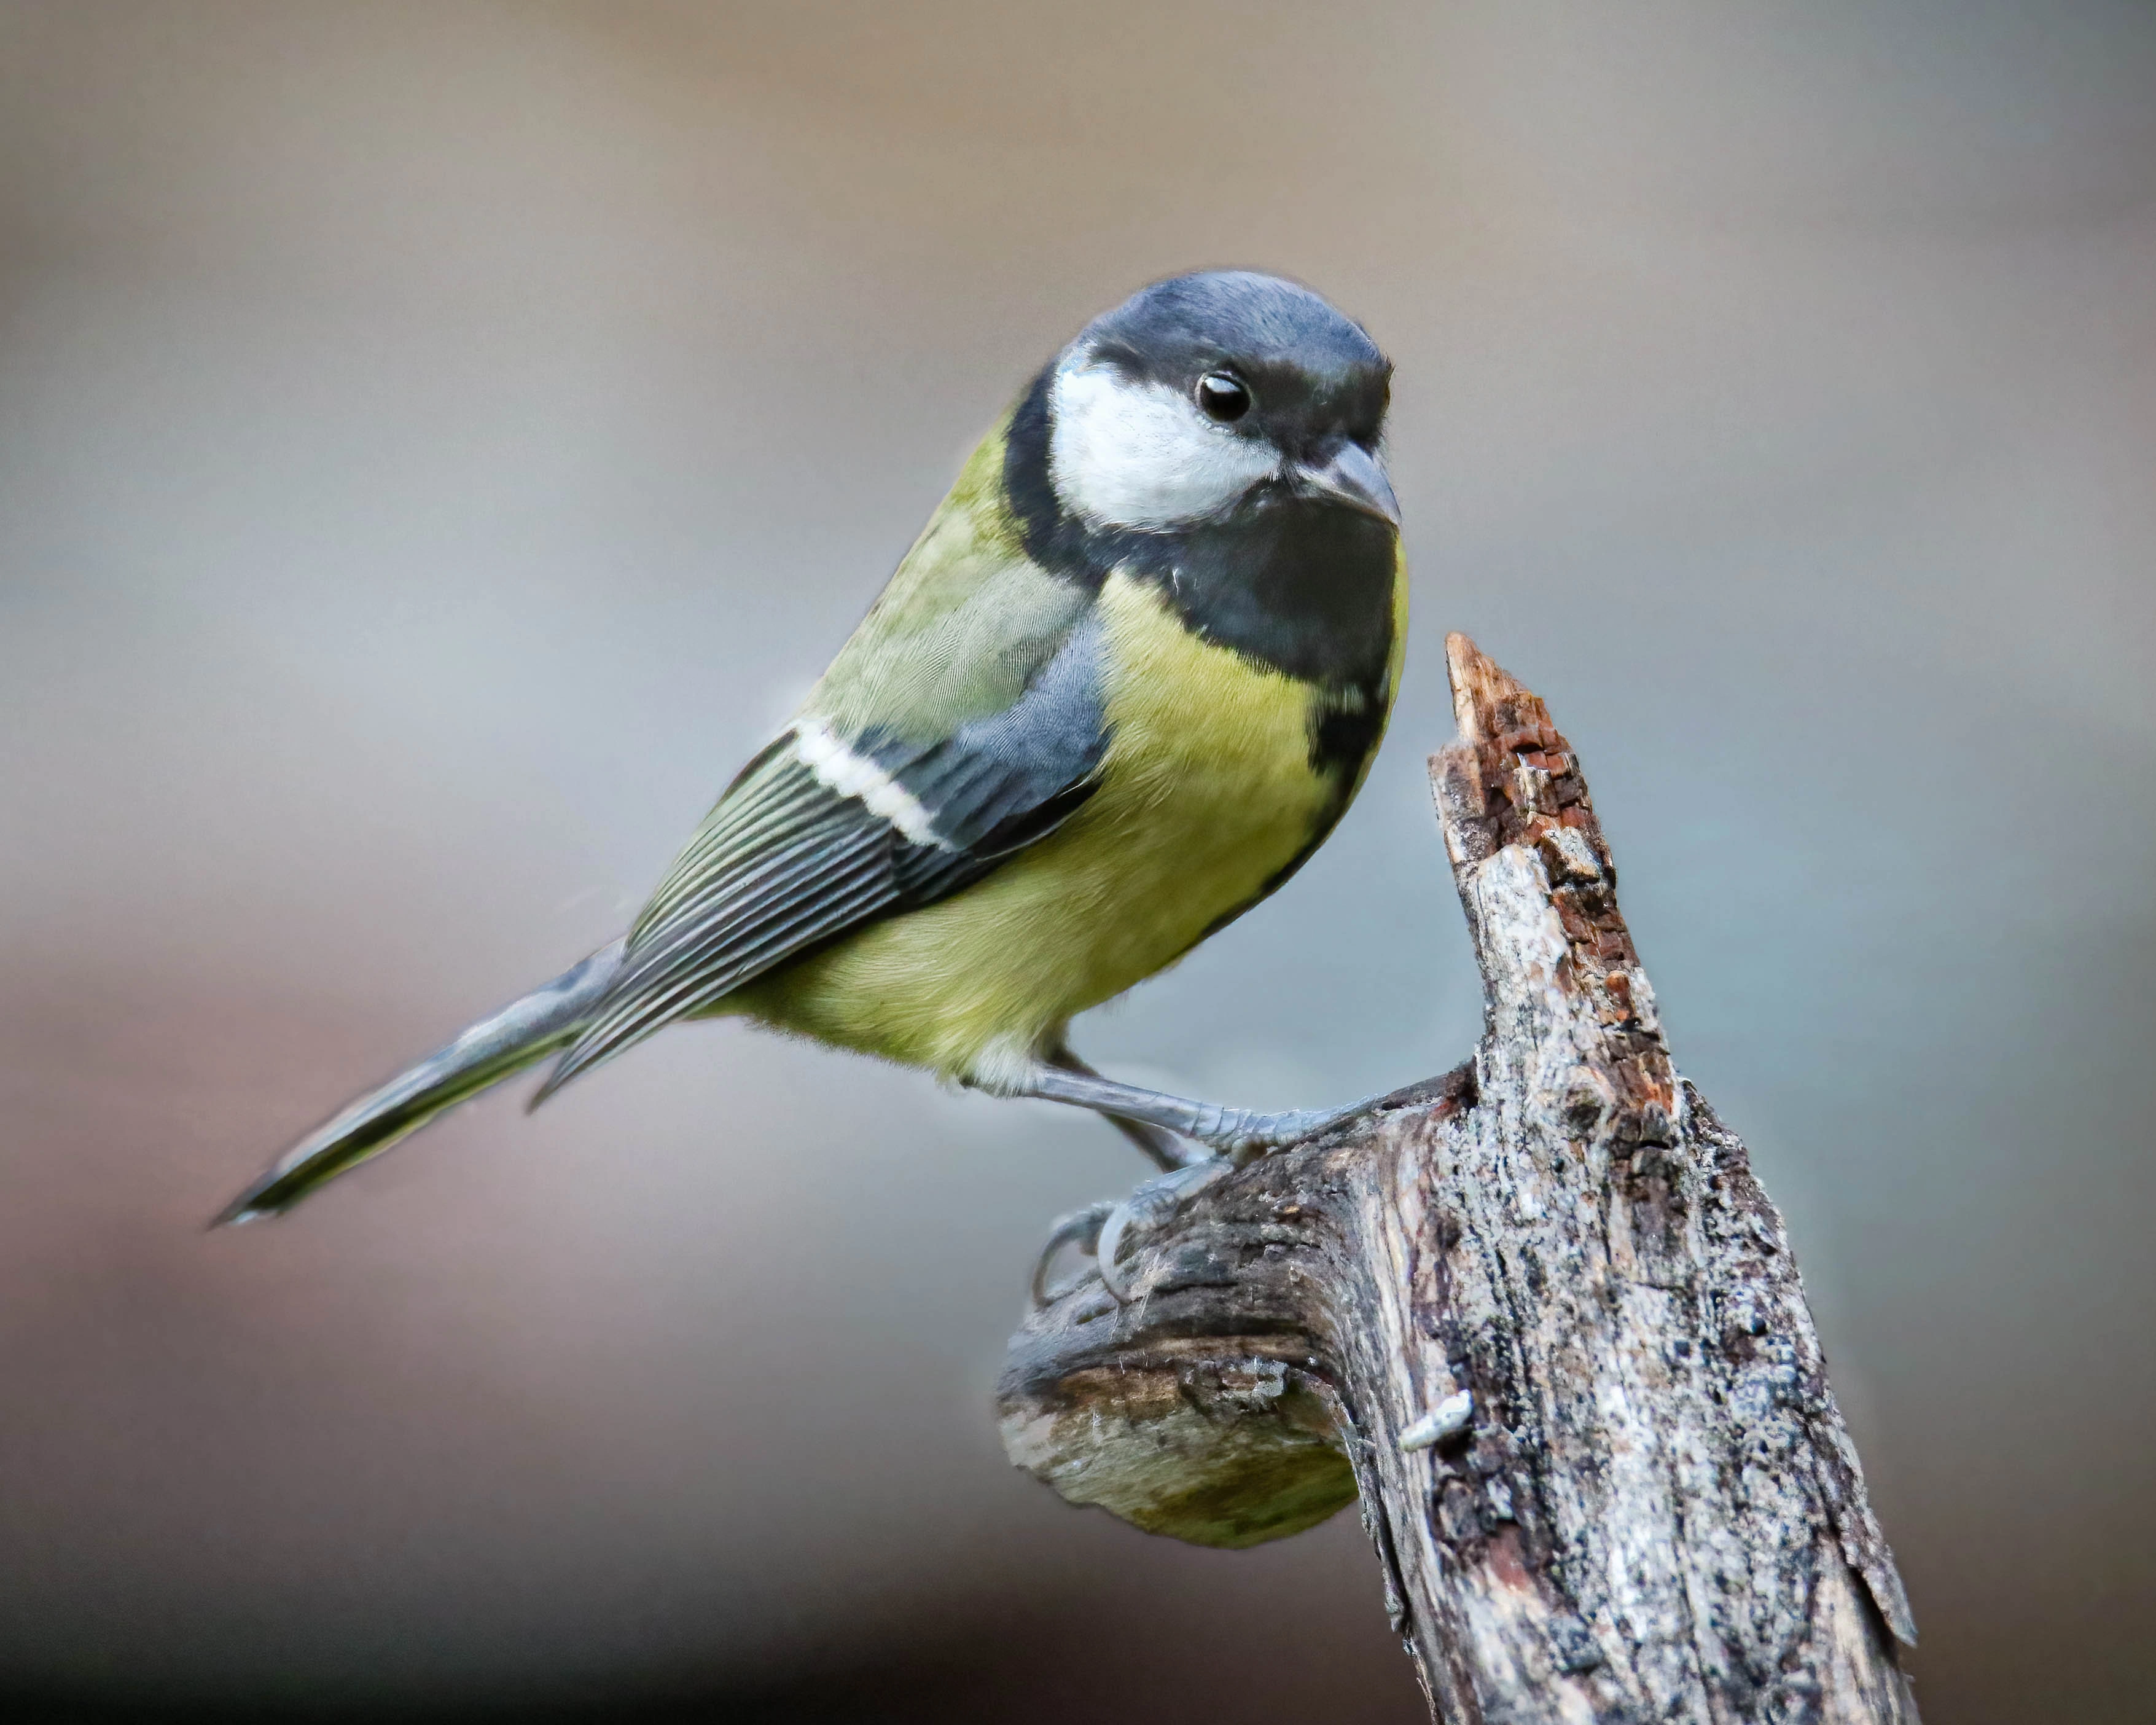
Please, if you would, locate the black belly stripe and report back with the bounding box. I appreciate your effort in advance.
[1310,695,1388,780]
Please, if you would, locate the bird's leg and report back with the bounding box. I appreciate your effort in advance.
[1004,1058,1381,1162]
[1041,1043,1208,1173]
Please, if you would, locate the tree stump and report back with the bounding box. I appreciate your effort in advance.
[998,636,1919,1723]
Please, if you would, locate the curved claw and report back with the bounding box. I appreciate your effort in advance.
[1093,1199,1141,1305]
[1030,1199,1117,1308]
[1094,1159,1235,1304]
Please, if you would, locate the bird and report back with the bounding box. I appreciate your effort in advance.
[217,270,1406,1247]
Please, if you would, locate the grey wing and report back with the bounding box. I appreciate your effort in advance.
[533,616,1107,1100]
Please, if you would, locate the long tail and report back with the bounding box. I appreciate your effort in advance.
[215,940,627,1226]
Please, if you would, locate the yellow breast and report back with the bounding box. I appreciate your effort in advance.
[733,572,1347,1079]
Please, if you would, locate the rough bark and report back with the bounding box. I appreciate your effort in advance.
[998,635,1918,1724]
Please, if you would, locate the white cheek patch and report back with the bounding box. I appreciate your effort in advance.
[792,718,946,848]
[1049,362,1279,531]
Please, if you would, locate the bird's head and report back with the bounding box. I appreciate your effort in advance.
[1041,270,1397,538]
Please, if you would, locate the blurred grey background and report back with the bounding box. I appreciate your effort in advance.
[2,3,2152,1719]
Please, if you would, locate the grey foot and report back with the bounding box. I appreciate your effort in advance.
[1012,1051,1386,1306]
[1028,1161,1239,1308]
[1092,1159,1236,1302]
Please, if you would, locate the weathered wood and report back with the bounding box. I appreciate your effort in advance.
[999,635,1917,1723]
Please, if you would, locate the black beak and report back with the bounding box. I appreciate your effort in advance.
[1291,440,1401,530]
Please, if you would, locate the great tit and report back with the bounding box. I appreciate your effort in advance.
[219,270,1405,1226]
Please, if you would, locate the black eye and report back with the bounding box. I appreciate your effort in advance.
[1195,371,1252,423]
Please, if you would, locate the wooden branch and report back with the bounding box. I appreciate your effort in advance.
[998,636,1919,1723]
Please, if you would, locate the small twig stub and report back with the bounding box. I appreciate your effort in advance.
[1399,1391,1474,1452]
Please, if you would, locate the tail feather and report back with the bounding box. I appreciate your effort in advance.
[215,940,627,1226]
